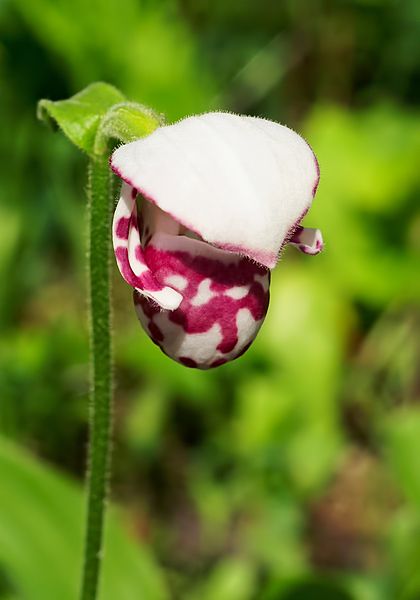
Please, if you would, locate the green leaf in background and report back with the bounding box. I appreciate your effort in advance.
[37,82,125,155]
[379,409,420,599]
[277,578,354,600]
[257,265,346,495]
[305,104,420,307]
[187,558,257,600]
[381,408,420,507]
[260,575,366,600]
[0,436,168,600]
[14,0,216,120]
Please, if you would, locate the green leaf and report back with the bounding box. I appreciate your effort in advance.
[94,102,163,155]
[0,436,168,600]
[38,82,126,155]
[38,83,163,157]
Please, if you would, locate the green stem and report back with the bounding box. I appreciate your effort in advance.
[80,157,113,600]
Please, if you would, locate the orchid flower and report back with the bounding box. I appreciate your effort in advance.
[111,112,322,369]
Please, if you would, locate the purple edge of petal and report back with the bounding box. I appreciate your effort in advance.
[312,152,320,197]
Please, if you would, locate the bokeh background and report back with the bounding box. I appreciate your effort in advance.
[1,1,420,598]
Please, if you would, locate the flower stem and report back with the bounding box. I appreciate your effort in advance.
[80,156,113,600]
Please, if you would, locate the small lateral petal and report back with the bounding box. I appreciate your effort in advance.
[112,183,183,310]
[289,226,324,255]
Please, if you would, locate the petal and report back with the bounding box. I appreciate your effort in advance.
[112,183,183,310]
[111,112,320,269]
[133,232,270,369]
[289,226,324,255]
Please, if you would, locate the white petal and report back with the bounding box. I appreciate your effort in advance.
[112,183,183,310]
[111,112,319,269]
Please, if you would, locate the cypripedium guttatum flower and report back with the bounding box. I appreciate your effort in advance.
[111,112,322,369]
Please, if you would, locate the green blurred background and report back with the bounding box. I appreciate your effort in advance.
[1,0,420,598]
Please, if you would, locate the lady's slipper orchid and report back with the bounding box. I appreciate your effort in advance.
[111,112,323,369]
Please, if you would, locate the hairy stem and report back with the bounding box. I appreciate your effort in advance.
[80,157,113,600]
